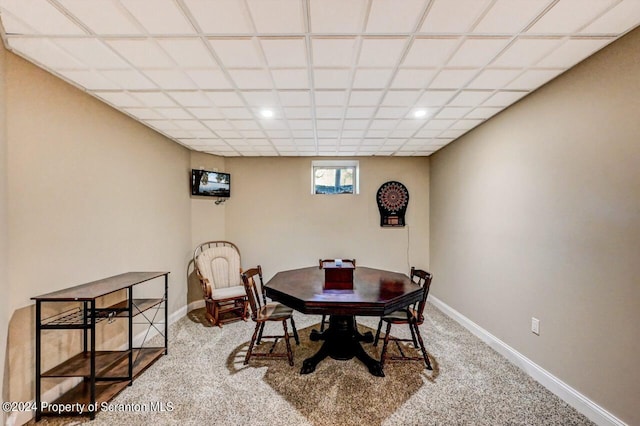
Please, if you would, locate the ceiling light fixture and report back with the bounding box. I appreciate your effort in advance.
[260,109,274,118]
[413,109,428,118]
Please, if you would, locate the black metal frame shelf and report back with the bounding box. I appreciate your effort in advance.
[32,272,169,421]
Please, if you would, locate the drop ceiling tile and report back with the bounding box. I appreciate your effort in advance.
[352,68,394,89]
[341,130,366,138]
[448,90,493,106]
[316,119,342,130]
[94,91,142,107]
[345,107,376,118]
[414,128,442,138]
[58,70,120,90]
[473,0,550,34]
[247,0,304,33]
[102,69,157,89]
[209,39,264,68]
[294,138,315,144]
[242,91,278,107]
[144,70,196,89]
[376,107,407,119]
[429,69,477,89]
[396,119,426,130]
[220,107,254,119]
[0,14,34,35]
[423,119,454,130]
[228,69,273,89]
[288,120,313,130]
[447,37,511,67]
[420,0,492,33]
[381,90,421,106]
[403,38,461,67]
[260,38,307,67]
[365,130,390,138]
[366,0,427,33]
[184,0,253,33]
[4,0,86,35]
[390,69,437,89]
[527,0,616,34]
[260,119,288,130]
[186,70,233,89]
[536,38,613,68]
[309,0,368,33]
[313,90,346,106]
[107,39,175,68]
[157,39,218,68]
[383,138,407,146]
[349,90,383,105]
[581,0,640,34]
[482,91,528,107]
[54,38,130,69]
[491,38,562,67]
[284,107,312,119]
[450,119,484,130]
[164,129,194,138]
[343,119,370,130]
[124,108,163,120]
[127,1,193,34]
[417,90,456,106]
[312,38,358,67]
[167,91,212,107]
[358,38,407,67]
[240,130,266,138]
[157,107,193,119]
[174,120,207,131]
[313,69,351,89]
[189,107,224,119]
[388,129,415,138]
[440,128,468,138]
[467,69,521,89]
[216,130,243,139]
[369,119,399,130]
[145,119,179,130]
[466,106,502,119]
[265,130,291,139]
[316,107,345,119]
[131,91,176,107]
[203,91,243,107]
[278,91,311,106]
[506,69,560,90]
[270,69,309,89]
[8,38,86,69]
[435,107,471,119]
[204,120,234,130]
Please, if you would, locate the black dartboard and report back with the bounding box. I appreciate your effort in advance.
[376,181,409,227]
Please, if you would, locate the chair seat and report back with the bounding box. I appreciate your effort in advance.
[256,302,294,321]
[211,285,246,300]
[382,308,418,324]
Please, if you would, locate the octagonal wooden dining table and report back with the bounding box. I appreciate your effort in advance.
[264,266,422,377]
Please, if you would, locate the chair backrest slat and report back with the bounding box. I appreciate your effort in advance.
[241,266,264,320]
[410,266,433,323]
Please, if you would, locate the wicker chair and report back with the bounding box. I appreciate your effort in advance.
[242,265,298,366]
[193,241,248,327]
[373,267,433,370]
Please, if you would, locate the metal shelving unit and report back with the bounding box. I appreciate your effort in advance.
[32,272,169,421]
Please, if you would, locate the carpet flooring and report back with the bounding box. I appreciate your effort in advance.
[30,303,593,425]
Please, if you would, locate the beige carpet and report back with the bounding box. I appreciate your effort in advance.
[30,304,593,425]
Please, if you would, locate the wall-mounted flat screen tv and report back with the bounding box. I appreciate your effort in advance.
[191,169,230,198]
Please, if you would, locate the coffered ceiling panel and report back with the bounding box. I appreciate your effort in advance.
[1,0,638,156]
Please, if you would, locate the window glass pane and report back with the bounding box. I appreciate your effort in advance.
[314,167,354,194]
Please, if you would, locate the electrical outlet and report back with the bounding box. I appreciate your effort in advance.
[531,317,540,335]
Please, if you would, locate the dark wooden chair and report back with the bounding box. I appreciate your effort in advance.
[193,241,247,327]
[318,258,356,332]
[373,267,433,370]
[242,265,299,366]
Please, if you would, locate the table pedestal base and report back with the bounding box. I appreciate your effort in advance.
[301,315,384,377]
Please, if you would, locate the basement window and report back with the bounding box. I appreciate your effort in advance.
[312,160,359,195]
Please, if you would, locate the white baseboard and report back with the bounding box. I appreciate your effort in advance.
[429,296,626,426]
[6,300,202,426]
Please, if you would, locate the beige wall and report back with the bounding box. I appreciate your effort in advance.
[429,29,640,424]
[225,156,429,281]
[0,37,10,423]
[4,51,192,407]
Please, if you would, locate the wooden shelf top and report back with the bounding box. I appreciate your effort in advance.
[32,272,169,301]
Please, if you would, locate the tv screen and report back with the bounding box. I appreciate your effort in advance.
[191,169,230,198]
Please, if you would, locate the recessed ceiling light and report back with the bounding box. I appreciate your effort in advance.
[413,109,427,118]
[260,109,274,118]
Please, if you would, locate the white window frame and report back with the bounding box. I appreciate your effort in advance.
[311,160,360,195]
